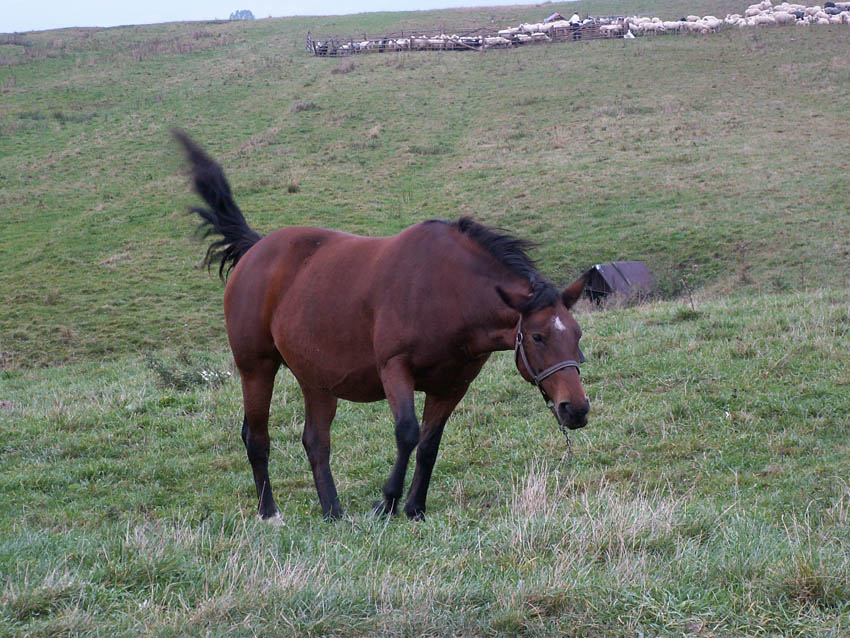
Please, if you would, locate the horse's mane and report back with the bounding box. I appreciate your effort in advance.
[430,217,560,312]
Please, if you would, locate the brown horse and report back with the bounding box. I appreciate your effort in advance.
[175,131,589,521]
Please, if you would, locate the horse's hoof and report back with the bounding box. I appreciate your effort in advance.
[406,509,425,522]
[258,512,284,526]
[323,508,344,521]
[372,499,396,517]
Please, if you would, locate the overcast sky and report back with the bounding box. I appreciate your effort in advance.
[4,1,550,33]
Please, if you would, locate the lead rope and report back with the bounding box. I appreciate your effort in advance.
[559,422,574,473]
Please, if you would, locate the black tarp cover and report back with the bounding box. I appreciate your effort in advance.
[582,261,653,302]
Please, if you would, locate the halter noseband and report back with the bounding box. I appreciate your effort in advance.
[514,316,582,408]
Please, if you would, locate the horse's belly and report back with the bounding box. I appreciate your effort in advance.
[413,354,491,397]
[328,366,386,402]
[283,352,385,403]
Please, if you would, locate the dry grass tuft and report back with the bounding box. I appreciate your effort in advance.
[331,60,356,74]
[2,570,82,622]
[290,101,320,113]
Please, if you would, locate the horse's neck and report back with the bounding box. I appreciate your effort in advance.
[464,280,523,356]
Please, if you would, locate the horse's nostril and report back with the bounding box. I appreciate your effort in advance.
[557,401,590,430]
[559,400,589,417]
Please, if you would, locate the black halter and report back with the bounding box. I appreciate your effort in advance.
[514,316,583,409]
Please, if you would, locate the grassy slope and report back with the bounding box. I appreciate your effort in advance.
[1,3,849,366]
[1,2,850,635]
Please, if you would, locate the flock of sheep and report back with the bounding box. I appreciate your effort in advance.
[625,0,850,35]
[310,1,850,56]
[333,34,520,52]
[323,24,570,53]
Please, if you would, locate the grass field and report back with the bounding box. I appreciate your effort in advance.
[1,1,849,635]
[2,290,848,635]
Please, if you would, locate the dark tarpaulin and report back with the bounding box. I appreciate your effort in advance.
[582,261,654,302]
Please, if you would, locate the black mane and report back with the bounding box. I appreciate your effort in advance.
[438,217,560,312]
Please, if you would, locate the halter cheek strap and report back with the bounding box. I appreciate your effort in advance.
[514,318,582,406]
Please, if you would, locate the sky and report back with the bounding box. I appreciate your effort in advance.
[4,0,547,33]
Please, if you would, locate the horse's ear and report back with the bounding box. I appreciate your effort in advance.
[496,286,531,312]
[562,275,586,309]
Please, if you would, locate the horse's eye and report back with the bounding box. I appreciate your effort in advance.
[532,334,544,344]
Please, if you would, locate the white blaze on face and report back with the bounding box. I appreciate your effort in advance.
[553,316,567,332]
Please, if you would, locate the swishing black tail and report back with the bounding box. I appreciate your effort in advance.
[172,129,263,279]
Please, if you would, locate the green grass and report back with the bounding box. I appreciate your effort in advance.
[1,4,849,367]
[2,289,849,635]
[2,2,850,635]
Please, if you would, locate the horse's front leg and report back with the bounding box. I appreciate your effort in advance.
[374,358,419,516]
[403,391,465,521]
[300,386,343,520]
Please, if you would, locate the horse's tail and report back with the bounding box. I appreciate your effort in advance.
[172,129,263,279]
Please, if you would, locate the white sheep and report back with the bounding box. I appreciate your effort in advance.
[483,36,510,47]
[600,23,625,35]
[627,21,645,34]
[520,23,542,34]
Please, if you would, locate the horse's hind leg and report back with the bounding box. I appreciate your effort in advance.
[374,358,419,516]
[300,386,343,519]
[239,358,281,521]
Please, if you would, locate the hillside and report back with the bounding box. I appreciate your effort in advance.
[2,4,850,635]
[1,1,849,367]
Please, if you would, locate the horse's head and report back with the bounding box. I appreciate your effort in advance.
[499,276,589,430]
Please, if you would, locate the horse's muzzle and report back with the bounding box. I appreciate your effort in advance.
[557,399,590,430]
